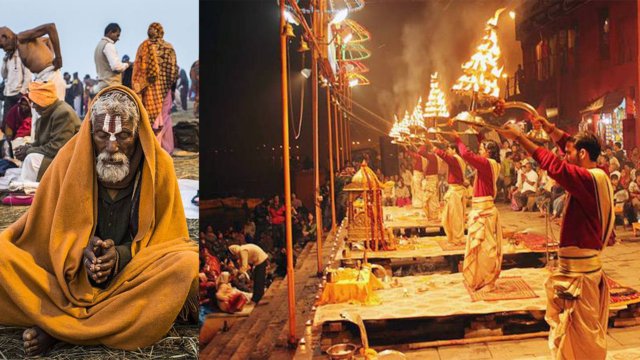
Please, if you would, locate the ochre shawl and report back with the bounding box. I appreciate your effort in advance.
[0,85,197,349]
[132,24,178,122]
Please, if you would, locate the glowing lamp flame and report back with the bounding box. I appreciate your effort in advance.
[389,115,401,138]
[424,72,450,119]
[452,8,505,100]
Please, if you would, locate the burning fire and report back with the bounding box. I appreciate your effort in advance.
[409,97,425,129]
[389,114,401,139]
[388,113,410,140]
[424,72,450,119]
[452,8,505,99]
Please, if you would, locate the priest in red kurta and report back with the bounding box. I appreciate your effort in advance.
[499,119,614,360]
[425,137,467,245]
[448,131,502,291]
[406,149,426,208]
[409,145,441,221]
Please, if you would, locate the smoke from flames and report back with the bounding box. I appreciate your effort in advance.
[354,0,523,124]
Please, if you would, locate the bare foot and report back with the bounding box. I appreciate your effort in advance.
[23,326,58,356]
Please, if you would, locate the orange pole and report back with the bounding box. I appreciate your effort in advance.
[312,0,323,275]
[338,83,349,163]
[334,92,341,170]
[347,86,353,162]
[337,79,343,165]
[327,86,337,231]
[279,1,297,345]
[345,86,348,162]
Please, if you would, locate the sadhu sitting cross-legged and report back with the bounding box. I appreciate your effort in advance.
[0,85,198,356]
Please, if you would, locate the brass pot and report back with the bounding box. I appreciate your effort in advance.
[326,343,358,360]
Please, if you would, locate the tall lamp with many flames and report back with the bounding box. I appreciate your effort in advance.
[451,8,505,111]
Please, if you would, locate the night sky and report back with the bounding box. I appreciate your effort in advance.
[201,0,521,199]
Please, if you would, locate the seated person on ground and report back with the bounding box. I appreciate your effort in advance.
[2,95,32,141]
[14,81,80,182]
[302,213,317,244]
[215,272,249,314]
[0,85,198,356]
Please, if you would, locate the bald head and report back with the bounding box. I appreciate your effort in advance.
[0,27,16,52]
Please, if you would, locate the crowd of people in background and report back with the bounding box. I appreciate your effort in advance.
[199,194,318,318]
[76,67,196,119]
[0,21,199,205]
[379,137,639,228]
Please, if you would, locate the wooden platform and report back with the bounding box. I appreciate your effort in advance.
[336,231,557,275]
[337,236,555,261]
[382,206,442,230]
[309,267,640,355]
[314,268,640,325]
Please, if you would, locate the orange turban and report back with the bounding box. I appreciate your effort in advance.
[28,81,58,107]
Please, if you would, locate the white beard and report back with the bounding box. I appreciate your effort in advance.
[96,151,130,183]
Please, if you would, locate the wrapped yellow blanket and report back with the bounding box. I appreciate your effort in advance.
[319,268,383,306]
[0,85,197,349]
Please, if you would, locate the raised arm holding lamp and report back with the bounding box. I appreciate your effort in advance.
[496,102,615,360]
[439,127,503,292]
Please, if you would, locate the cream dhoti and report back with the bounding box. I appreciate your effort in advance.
[463,196,502,291]
[545,247,608,360]
[411,170,425,208]
[423,174,440,220]
[442,184,466,245]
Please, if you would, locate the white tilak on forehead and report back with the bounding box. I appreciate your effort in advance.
[102,113,123,141]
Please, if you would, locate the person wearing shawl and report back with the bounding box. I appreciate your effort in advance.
[14,81,80,182]
[132,23,178,154]
[446,130,502,291]
[2,95,32,140]
[0,86,198,356]
[499,118,614,360]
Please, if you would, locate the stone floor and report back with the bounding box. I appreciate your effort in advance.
[400,327,640,359]
[302,204,640,359]
[381,204,640,359]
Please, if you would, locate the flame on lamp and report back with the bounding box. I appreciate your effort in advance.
[399,111,411,136]
[407,98,425,130]
[389,114,401,139]
[424,72,450,119]
[452,8,505,99]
